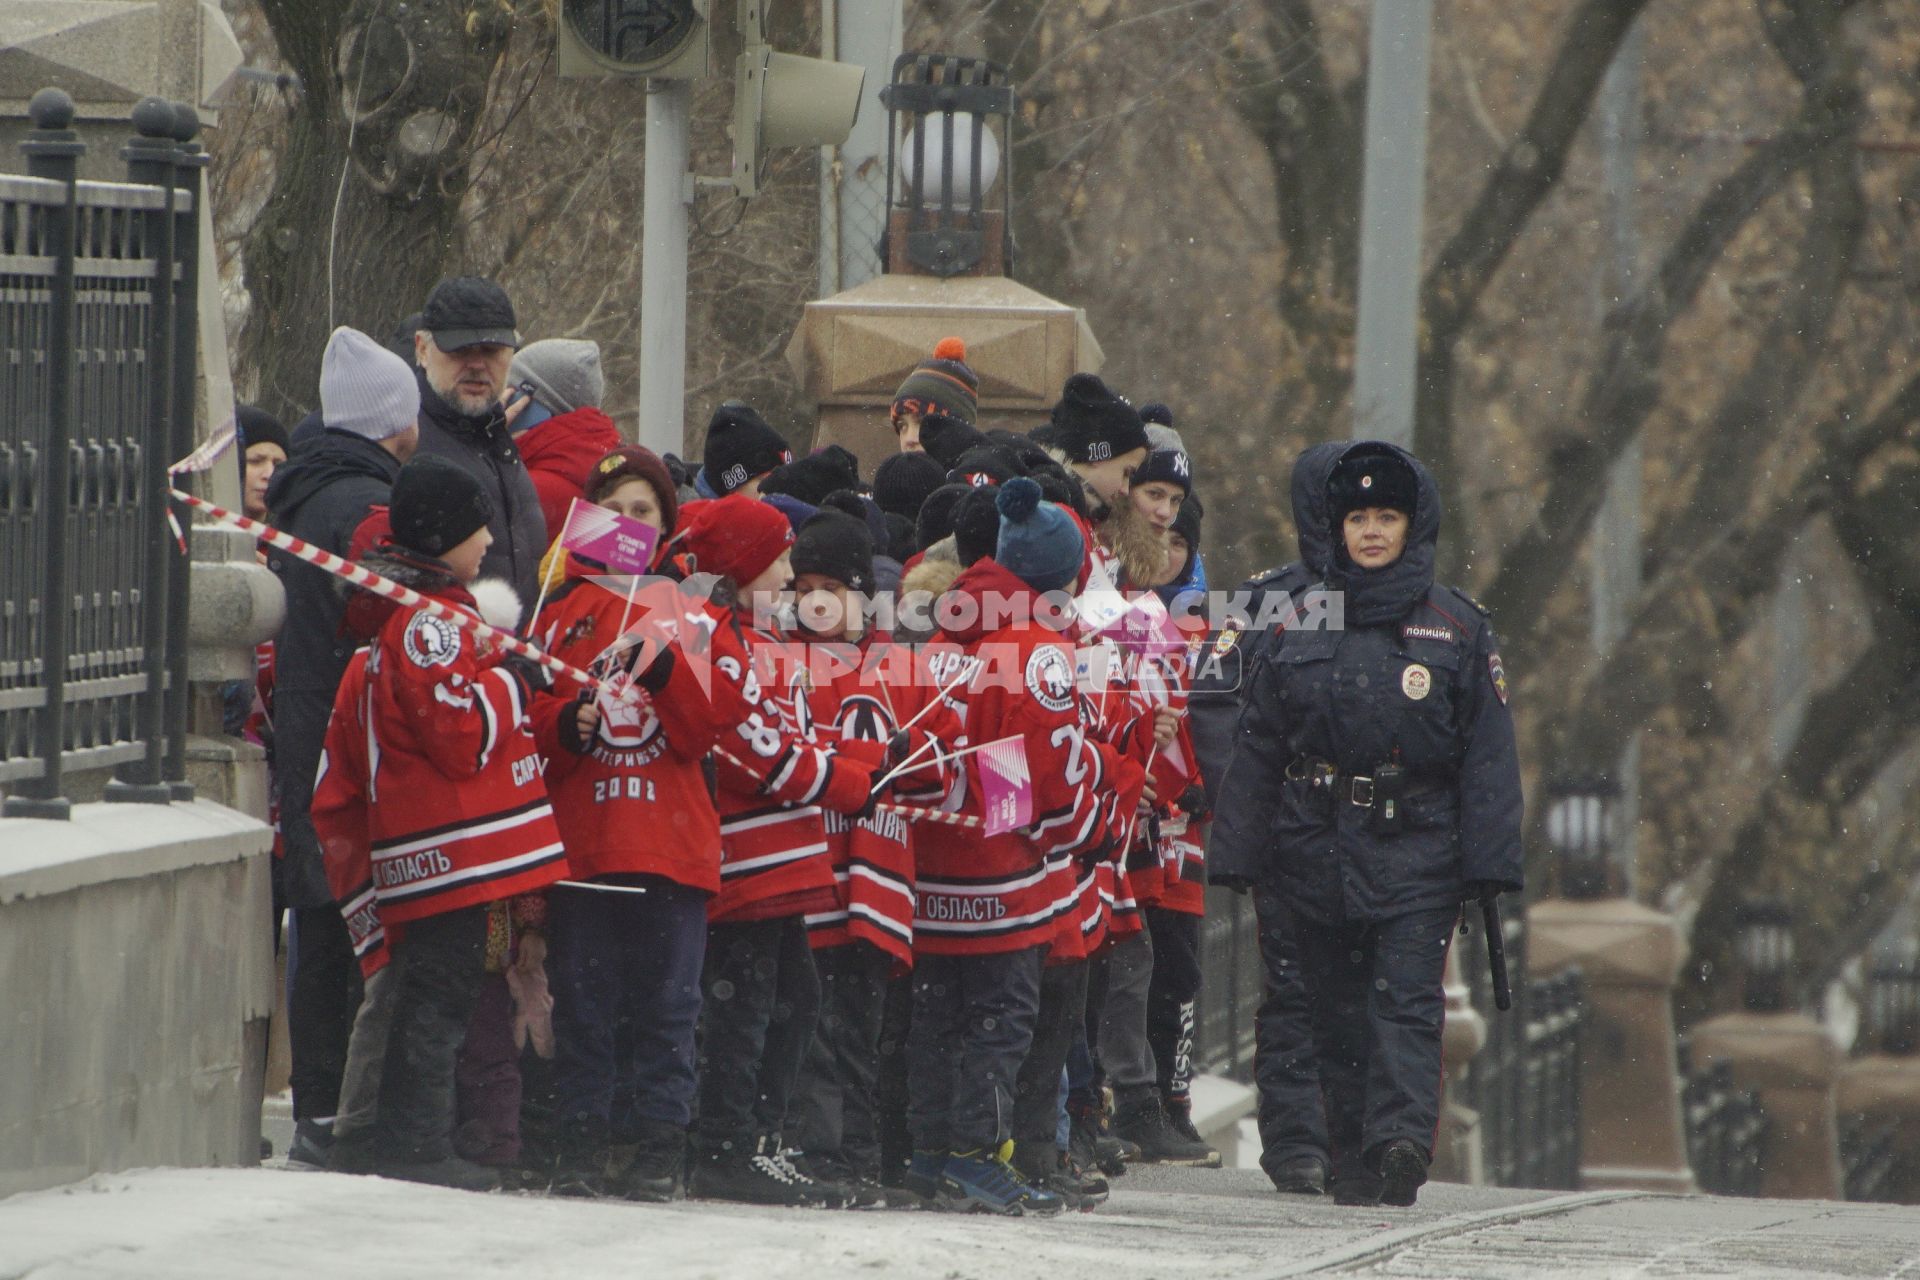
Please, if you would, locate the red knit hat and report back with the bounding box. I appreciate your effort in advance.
[677,494,794,586]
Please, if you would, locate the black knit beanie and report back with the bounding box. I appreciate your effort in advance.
[949,445,1025,489]
[915,482,973,552]
[1170,491,1204,579]
[1049,373,1149,465]
[701,402,794,496]
[791,510,875,595]
[872,450,948,521]
[883,512,918,560]
[390,455,494,557]
[762,444,862,507]
[1131,447,1192,496]
[951,484,1004,567]
[918,415,990,470]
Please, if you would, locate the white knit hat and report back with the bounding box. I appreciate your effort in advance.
[321,326,420,441]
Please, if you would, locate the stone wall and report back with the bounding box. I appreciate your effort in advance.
[0,800,274,1199]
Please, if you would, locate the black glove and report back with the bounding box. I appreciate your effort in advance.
[888,729,913,768]
[1210,871,1254,897]
[630,642,676,694]
[502,652,556,698]
[1175,784,1211,823]
[557,693,596,755]
[1464,879,1506,903]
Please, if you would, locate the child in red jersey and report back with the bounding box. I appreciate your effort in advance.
[311,455,567,1191]
[775,511,960,1203]
[673,492,885,1207]
[527,446,723,1201]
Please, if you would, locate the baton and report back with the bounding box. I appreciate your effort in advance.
[1481,895,1512,1012]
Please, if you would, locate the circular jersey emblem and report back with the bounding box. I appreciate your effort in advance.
[1401,663,1432,701]
[402,612,462,669]
[1025,645,1075,713]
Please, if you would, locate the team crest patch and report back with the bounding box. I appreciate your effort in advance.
[1401,663,1432,701]
[1402,623,1455,645]
[403,613,462,669]
[1489,652,1509,705]
[1025,645,1075,713]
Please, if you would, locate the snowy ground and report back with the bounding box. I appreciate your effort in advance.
[6,1163,1920,1279]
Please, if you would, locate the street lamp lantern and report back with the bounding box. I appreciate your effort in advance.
[1735,899,1795,1013]
[879,54,1015,278]
[1866,957,1920,1055]
[1545,776,1620,900]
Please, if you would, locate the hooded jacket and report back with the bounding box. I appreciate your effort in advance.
[414,369,549,608]
[264,427,404,907]
[1208,442,1523,921]
[515,406,625,543]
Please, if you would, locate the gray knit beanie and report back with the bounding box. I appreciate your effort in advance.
[511,338,604,414]
[320,326,420,441]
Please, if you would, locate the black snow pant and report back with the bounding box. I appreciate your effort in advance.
[873,974,914,1179]
[695,915,821,1157]
[1145,907,1203,1106]
[1252,887,1330,1171]
[792,941,893,1181]
[288,905,362,1122]
[906,946,1042,1154]
[1292,903,1454,1185]
[1014,957,1090,1148]
[372,905,489,1164]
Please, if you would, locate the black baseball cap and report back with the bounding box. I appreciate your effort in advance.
[420,276,519,351]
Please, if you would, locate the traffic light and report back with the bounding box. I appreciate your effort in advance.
[557,0,711,80]
[730,45,865,197]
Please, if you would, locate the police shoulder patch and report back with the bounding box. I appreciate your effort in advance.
[403,612,462,669]
[1025,644,1075,713]
[1488,652,1509,705]
[1401,623,1457,645]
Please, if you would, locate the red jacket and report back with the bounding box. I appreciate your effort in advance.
[517,408,624,543]
[528,563,727,894]
[782,632,962,968]
[914,560,1142,957]
[314,572,567,935]
[313,650,386,976]
[703,600,883,924]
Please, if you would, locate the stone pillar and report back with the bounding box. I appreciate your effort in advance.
[184,523,283,821]
[784,273,1103,471]
[1530,896,1696,1193]
[1837,1055,1920,1204]
[1689,1009,1843,1199]
[1433,943,1486,1184]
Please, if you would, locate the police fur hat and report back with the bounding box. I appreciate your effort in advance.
[1327,446,1419,522]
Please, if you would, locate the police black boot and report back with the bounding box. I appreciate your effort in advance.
[1376,1138,1429,1208]
[1263,1153,1329,1196]
[1112,1093,1219,1166]
[618,1118,687,1203]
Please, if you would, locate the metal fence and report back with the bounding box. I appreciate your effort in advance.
[0,90,205,818]
[1460,908,1589,1190]
[1841,1113,1900,1203]
[1679,1053,1768,1197]
[1192,885,1266,1080]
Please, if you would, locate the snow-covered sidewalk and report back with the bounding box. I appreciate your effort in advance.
[6,1163,1920,1279]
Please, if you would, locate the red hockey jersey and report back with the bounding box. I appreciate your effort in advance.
[529,563,727,894]
[914,560,1142,957]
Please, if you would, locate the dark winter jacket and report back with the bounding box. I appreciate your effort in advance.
[1207,442,1523,921]
[413,369,547,609]
[264,427,404,906]
[515,406,624,543]
[1189,440,1344,808]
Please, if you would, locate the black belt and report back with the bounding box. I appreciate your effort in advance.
[1285,756,1445,810]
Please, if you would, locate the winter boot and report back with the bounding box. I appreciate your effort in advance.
[902,1150,948,1206]
[1263,1153,1329,1196]
[1331,1175,1384,1207]
[1013,1141,1107,1212]
[618,1118,687,1203]
[547,1115,613,1197]
[1067,1095,1133,1178]
[287,1118,335,1170]
[689,1135,849,1208]
[937,1148,1065,1217]
[1376,1138,1429,1208]
[1112,1093,1220,1166]
[1161,1097,1223,1168]
[326,1129,382,1176]
[378,1154,502,1192]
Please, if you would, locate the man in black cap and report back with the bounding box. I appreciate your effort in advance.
[411,276,547,609]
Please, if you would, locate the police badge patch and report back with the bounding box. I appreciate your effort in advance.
[403,612,462,668]
[1488,652,1509,705]
[1025,645,1075,713]
[1213,625,1241,657]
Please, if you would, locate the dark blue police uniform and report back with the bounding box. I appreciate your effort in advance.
[1209,441,1523,1204]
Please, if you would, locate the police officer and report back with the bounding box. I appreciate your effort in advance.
[1210,441,1523,1208]
[1192,442,1344,1196]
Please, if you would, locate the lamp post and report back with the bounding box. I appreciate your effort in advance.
[878,54,1014,278]
[1546,777,1621,901]
[1736,900,1795,1014]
